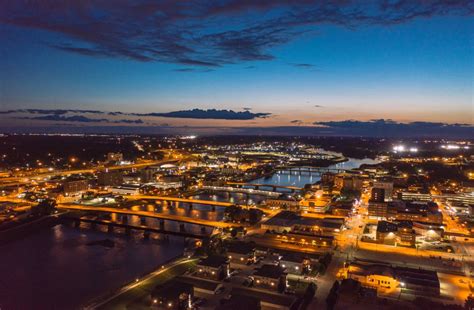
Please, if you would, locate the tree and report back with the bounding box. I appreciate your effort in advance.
[248,208,263,224]
[465,295,474,310]
[304,282,317,301]
[325,281,340,310]
[31,199,56,216]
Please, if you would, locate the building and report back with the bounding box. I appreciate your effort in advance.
[226,241,256,267]
[217,294,261,310]
[176,275,224,296]
[370,188,385,203]
[252,264,287,291]
[299,195,330,213]
[261,211,343,236]
[368,202,388,219]
[376,221,415,247]
[335,174,365,191]
[261,211,300,232]
[369,200,442,224]
[279,252,311,275]
[151,279,193,309]
[110,184,141,195]
[107,152,123,162]
[97,170,123,186]
[373,180,394,201]
[226,288,296,310]
[195,255,229,281]
[63,178,89,194]
[347,260,440,296]
[271,231,334,247]
[328,201,353,216]
[265,194,299,210]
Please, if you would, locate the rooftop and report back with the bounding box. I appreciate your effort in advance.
[198,255,229,268]
[253,264,287,279]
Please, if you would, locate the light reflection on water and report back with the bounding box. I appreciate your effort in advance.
[0,224,185,309]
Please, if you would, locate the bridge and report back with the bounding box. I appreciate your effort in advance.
[63,216,210,239]
[200,186,281,197]
[226,182,303,192]
[276,166,346,174]
[57,204,240,229]
[126,195,239,208]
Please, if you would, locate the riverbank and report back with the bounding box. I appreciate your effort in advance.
[89,256,198,310]
[0,213,62,245]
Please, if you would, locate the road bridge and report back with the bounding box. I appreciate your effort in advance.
[200,185,281,197]
[126,195,239,209]
[276,166,346,174]
[57,204,240,229]
[226,182,303,192]
[64,216,209,239]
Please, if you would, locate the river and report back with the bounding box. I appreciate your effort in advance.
[250,157,380,188]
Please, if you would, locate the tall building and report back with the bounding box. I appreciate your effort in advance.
[97,170,123,186]
[370,187,385,203]
[373,180,394,201]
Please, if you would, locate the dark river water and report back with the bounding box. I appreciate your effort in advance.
[0,157,377,309]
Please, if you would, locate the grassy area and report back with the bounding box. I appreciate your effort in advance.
[97,259,198,310]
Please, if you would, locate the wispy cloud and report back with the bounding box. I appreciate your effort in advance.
[1,1,472,67]
[291,63,316,68]
[2,108,271,121]
[17,114,144,124]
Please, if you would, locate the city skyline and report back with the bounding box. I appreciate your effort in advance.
[0,1,473,136]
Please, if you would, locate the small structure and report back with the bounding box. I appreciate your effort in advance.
[226,241,256,267]
[279,252,312,275]
[195,255,229,281]
[252,264,287,292]
[151,279,193,309]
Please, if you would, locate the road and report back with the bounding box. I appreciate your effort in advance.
[0,158,181,187]
[57,204,240,228]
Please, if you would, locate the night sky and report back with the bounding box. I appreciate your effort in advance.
[0,1,473,135]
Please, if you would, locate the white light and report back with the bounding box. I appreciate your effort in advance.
[393,145,405,152]
[409,147,418,153]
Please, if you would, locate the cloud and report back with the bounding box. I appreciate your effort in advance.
[17,114,144,124]
[312,119,474,137]
[136,109,271,120]
[291,63,316,68]
[0,108,105,115]
[1,1,472,66]
[290,119,304,125]
[2,108,271,121]
[314,105,324,108]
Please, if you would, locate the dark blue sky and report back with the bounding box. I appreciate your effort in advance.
[0,1,473,134]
